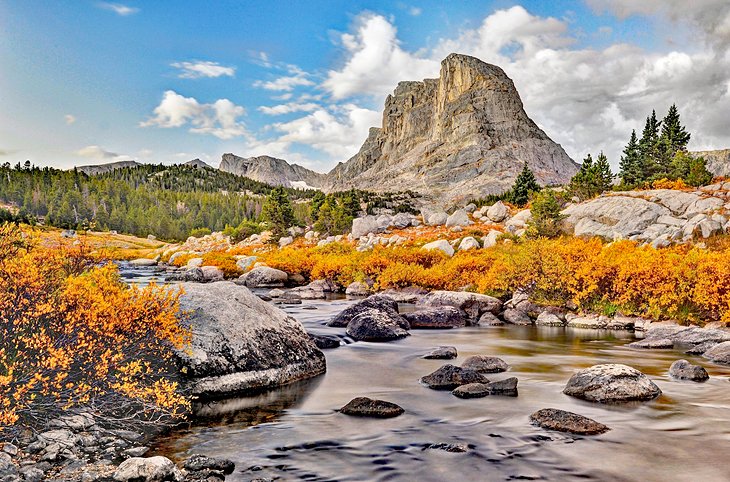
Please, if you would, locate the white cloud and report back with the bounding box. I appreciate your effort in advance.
[97,2,139,16]
[258,102,320,115]
[140,90,247,140]
[171,60,236,79]
[254,66,315,91]
[76,145,118,159]
[64,114,76,125]
[409,6,422,16]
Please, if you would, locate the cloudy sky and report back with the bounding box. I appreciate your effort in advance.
[1,0,729,172]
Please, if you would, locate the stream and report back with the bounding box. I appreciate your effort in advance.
[120,265,730,481]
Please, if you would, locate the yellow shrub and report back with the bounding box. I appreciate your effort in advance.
[201,252,241,278]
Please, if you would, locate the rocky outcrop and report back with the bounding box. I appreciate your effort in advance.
[402,306,466,329]
[325,53,578,205]
[418,290,502,322]
[563,364,661,403]
[328,295,400,327]
[562,186,730,244]
[219,153,326,189]
[76,160,141,176]
[237,266,288,288]
[691,149,730,177]
[176,282,326,398]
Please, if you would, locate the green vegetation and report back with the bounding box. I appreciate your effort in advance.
[261,187,296,240]
[568,152,613,200]
[618,104,712,187]
[526,189,566,238]
[470,162,542,208]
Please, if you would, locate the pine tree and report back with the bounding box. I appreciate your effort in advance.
[261,187,295,240]
[526,189,566,238]
[594,151,613,190]
[619,130,643,186]
[639,110,661,179]
[509,162,541,207]
[310,191,325,220]
[660,104,691,154]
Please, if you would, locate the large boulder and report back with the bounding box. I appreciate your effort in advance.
[418,290,502,322]
[458,236,480,251]
[352,216,380,238]
[486,201,509,222]
[530,409,609,435]
[422,239,455,257]
[703,341,730,364]
[345,281,371,296]
[113,456,183,482]
[402,306,466,329]
[328,295,399,327]
[563,364,661,403]
[176,282,326,398]
[669,359,709,381]
[460,355,509,373]
[237,266,288,288]
[422,209,449,226]
[446,209,471,227]
[420,364,489,390]
[346,308,410,342]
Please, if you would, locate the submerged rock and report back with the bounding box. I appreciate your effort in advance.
[402,306,466,329]
[461,355,509,373]
[669,359,709,382]
[339,397,404,418]
[176,282,326,398]
[563,364,661,403]
[346,308,410,342]
[424,442,469,453]
[423,346,458,359]
[530,409,609,435]
[420,364,489,390]
[452,383,490,399]
[183,454,235,474]
[485,377,518,396]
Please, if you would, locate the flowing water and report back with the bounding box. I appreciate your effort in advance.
[120,267,730,481]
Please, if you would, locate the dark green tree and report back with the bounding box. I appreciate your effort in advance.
[660,104,691,154]
[526,189,566,238]
[639,110,662,179]
[619,129,644,186]
[261,187,295,240]
[508,162,541,207]
[310,191,326,220]
[594,151,614,189]
[670,151,713,187]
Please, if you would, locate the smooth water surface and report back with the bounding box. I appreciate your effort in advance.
[149,295,730,482]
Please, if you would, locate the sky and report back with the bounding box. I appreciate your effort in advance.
[1,0,729,172]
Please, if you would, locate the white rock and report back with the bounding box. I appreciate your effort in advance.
[422,239,455,257]
[459,237,480,251]
[464,203,477,213]
[113,456,183,482]
[487,201,510,222]
[278,236,294,248]
[483,230,501,248]
[187,257,203,268]
[352,216,379,238]
[235,256,257,272]
[446,209,471,227]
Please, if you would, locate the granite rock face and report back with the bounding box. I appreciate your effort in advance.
[176,282,326,398]
[219,153,326,189]
[325,53,578,205]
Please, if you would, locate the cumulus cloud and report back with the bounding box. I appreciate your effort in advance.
[75,145,119,159]
[254,66,315,91]
[140,90,247,140]
[258,102,320,115]
[171,60,235,79]
[97,2,139,16]
[313,6,730,167]
[64,114,76,125]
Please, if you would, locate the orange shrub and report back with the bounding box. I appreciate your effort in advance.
[0,224,190,434]
[201,252,241,278]
[648,178,690,190]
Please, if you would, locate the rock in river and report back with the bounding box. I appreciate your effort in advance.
[420,364,489,390]
[402,306,466,329]
[703,341,730,364]
[176,282,326,398]
[346,308,410,342]
[418,290,502,322]
[183,454,235,474]
[328,295,400,327]
[563,364,661,403]
[423,346,458,359]
[461,355,509,373]
[113,456,183,482]
[339,397,404,418]
[530,409,609,435]
[451,378,518,398]
[669,359,709,382]
[237,266,288,288]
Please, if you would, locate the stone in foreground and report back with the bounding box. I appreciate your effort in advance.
[563,364,661,403]
[183,454,235,474]
[423,346,458,359]
[530,409,609,435]
[461,355,509,373]
[339,397,404,418]
[669,359,709,382]
[420,364,489,390]
[113,456,183,482]
[176,282,326,398]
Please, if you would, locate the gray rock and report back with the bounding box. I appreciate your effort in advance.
[176,282,326,398]
[530,409,609,435]
[418,290,502,322]
[476,312,504,325]
[339,397,404,418]
[351,216,380,238]
[328,295,399,327]
[420,364,489,390]
[482,230,501,248]
[452,383,491,399]
[19,467,44,482]
[200,265,224,282]
[278,236,294,248]
[424,442,469,453]
[238,266,288,288]
[422,239,454,257]
[486,201,510,222]
[535,311,565,326]
[129,258,157,267]
[183,455,235,474]
[446,209,471,227]
[502,308,532,325]
[485,377,518,396]
[423,346,458,359]
[186,257,203,268]
[38,429,79,448]
[458,236,480,251]
[1,444,16,457]
[309,334,340,349]
[703,341,730,364]
[346,308,410,342]
[461,355,509,373]
[628,338,674,349]
[402,306,466,329]
[166,267,204,283]
[122,447,150,458]
[235,255,257,272]
[113,456,183,482]
[345,281,371,296]
[669,359,709,381]
[563,364,662,403]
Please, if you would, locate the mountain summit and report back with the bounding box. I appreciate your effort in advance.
[324,53,578,203]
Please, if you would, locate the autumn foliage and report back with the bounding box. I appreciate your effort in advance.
[257,236,730,325]
[0,224,190,435]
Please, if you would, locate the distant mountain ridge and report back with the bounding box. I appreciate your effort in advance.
[691,149,730,177]
[218,153,326,190]
[76,160,141,176]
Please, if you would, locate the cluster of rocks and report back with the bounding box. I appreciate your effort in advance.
[627,323,730,367]
[563,185,730,246]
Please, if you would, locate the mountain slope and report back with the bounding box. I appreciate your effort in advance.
[219,154,326,190]
[76,160,141,176]
[325,53,578,204]
[692,149,730,176]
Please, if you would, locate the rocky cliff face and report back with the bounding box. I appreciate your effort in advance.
[326,53,578,205]
[219,153,326,190]
[76,160,141,176]
[692,149,730,177]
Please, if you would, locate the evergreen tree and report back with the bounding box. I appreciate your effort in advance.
[509,162,541,207]
[670,152,713,187]
[595,151,614,189]
[639,110,661,179]
[310,191,326,220]
[660,104,691,154]
[526,189,566,238]
[261,187,295,240]
[341,190,361,218]
[619,130,643,186]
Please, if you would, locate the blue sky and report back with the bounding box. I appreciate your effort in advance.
[1,1,729,171]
